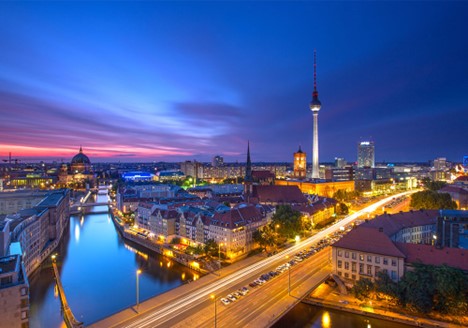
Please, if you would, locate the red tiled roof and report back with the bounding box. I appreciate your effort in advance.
[252,185,307,204]
[333,226,406,258]
[394,242,468,271]
[361,210,439,237]
[211,205,263,229]
[252,170,275,179]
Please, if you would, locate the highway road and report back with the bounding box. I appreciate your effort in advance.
[105,190,417,328]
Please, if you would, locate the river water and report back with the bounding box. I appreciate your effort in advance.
[28,193,199,327]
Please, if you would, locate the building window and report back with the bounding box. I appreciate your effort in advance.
[375,266,380,273]
[352,274,356,280]
[21,298,29,308]
[359,263,364,274]
[337,250,343,257]
[345,262,349,270]
[21,310,28,320]
[351,262,356,272]
[391,270,397,280]
[351,252,357,260]
[367,255,372,262]
[338,271,342,276]
[345,251,349,258]
[391,259,397,266]
[338,260,342,269]
[359,254,364,261]
[375,256,380,264]
[367,265,372,276]
[344,272,349,278]
[383,258,388,265]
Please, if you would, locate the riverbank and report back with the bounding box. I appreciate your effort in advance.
[304,282,467,328]
[111,211,210,274]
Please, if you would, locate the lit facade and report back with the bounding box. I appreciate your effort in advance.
[357,141,375,168]
[293,146,307,179]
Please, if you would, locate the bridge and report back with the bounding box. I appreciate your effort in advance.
[52,260,83,328]
[90,190,416,328]
[71,185,112,214]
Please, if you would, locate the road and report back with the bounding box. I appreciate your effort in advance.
[94,190,417,328]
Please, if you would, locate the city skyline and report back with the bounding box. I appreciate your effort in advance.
[1,2,467,163]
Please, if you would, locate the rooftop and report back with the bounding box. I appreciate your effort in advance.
[0,255,20,275]
[333,226,406,258]
[395,242,468,271]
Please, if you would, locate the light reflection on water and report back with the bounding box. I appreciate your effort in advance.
[273,302,413,328]
[29,194,199,327]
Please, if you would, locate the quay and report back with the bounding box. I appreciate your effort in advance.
[51,261,83,328]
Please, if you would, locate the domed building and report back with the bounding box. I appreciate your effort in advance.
[58,146,94,189]
[71,146,91,173]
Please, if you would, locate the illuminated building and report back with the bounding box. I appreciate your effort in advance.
[335,157,346,168]
[332,210,468,284]
[357,140,375,168]
[293,146,307,179]
[70,146,91,173]
[58,146,94,188]
[309,50,322,179]
[212,155,224,167]
[275,179,355,198]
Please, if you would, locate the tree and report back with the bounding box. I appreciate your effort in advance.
[336,203,349,215]
[432,265,468,314]
[271,205,303,238]
[398,264,435,313]
[421,177,447,191]
[253,225,276,251]
[351,278,374,300]
[374,271,399,300]
[204,239,218,257]
[410,190,457,210]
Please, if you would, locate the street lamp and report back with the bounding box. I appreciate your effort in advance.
[210,294,217,328]
[51,254,56,263]
[218,243,223,269]
[136,269,142,311]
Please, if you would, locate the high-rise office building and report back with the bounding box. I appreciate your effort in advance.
[212,155,224,167]
[357,140,375,168]
[309,50,322,179]
[335,157,346,168]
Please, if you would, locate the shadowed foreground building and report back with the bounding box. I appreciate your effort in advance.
[0,253,29,328]
[332,210,468,285]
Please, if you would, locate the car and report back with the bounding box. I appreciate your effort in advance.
[249,282,258,288]
[227,294,237,302]
[241,287,249,294]
[221,298,231,305]
[233,291,242,298]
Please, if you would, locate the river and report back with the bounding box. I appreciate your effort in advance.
[28,193,199,327]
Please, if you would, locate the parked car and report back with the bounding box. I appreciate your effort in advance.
[221,298,231,305]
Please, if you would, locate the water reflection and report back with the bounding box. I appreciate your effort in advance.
[273,302,413,328]
[29,196,198,327]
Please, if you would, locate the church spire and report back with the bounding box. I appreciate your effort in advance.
[245,141,252,182]
[79,145,83,153]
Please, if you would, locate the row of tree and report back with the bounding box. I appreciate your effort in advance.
[352,264,467,315]
[410,190,457,210]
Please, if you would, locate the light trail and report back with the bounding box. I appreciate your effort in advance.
[123,190,417,328]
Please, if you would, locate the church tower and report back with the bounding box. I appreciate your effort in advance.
[293,145,307,179]
[244,141,253,199]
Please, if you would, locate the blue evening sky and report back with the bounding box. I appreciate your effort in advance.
[0,1,467,163]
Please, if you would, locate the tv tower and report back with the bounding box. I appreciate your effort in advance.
[309,50,322,179]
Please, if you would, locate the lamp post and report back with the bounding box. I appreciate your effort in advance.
[210,294,217,328]
[218,243,223,269]
[136,269,142,311]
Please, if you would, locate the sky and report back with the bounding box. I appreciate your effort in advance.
[0,1,467,163]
